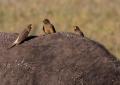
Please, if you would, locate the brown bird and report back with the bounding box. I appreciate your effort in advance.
[43,19,56,34]
[74,26,84,37]
[8,24,32,49]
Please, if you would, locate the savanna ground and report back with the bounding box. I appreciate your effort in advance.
[0,0,120,59]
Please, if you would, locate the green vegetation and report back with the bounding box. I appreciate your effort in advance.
[0,0,120,58]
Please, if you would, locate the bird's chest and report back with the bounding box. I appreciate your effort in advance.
[44,26,52,33]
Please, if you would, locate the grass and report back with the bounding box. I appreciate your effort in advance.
[0,0,120,58]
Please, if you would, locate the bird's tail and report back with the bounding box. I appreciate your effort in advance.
[7,43,16,49]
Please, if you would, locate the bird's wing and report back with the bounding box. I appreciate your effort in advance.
[51,24,56,33]
[43,26,45,32]
[17,29,29,44]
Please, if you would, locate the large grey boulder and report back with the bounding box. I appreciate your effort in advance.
[0,32,119,85]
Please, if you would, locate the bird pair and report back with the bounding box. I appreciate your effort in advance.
[43,19,84,37]
[8,19,56,49]
[8,19,84,49]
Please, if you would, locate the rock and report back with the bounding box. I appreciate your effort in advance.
[0,32,119,85]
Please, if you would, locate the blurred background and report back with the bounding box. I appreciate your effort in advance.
[0,0,120,58]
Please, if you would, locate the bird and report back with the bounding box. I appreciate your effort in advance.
[8,24,32,49]
[42,19,56,34]
[73,26,84,37]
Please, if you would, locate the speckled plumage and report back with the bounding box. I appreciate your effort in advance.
[8,24,32,49]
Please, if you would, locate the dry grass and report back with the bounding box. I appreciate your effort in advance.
[0,0,120,58]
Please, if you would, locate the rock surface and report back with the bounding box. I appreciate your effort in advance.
[0,32,120,85]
